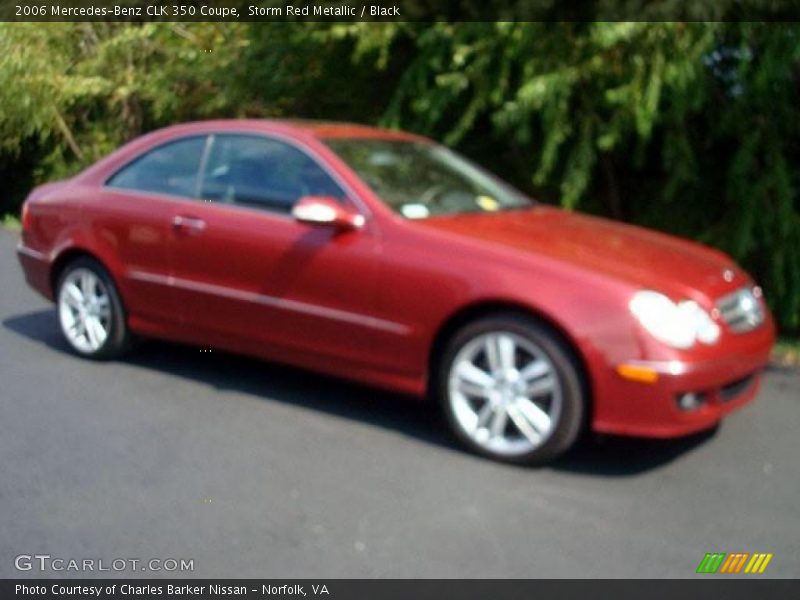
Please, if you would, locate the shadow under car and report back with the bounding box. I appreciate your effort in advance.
[3,308,718,476]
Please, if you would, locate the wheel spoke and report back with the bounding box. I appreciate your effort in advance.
[64,283,83,307]
[489,406,508,438]
[80,272,96,297]
[519,359,549,383]
[515,397,552,433]
[457,380,491,398]
[69,317,85,336]
[456,361,494,389]
[484,336,501,371]
[485,333,516,371]
[84,316,99,348]
[475,400,495,430]
[525,374,555,398]
[497,334,516,370]
[87,316,107,346]
[507,404,543,445]
[63,296,81,312]
[95,295,111,319]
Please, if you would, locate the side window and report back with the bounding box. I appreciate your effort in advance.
[107,137,206,198]
[200,135,344,214]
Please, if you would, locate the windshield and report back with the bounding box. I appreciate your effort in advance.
[324,139,533,218]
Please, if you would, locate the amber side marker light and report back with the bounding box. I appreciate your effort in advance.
[616,363,660,384]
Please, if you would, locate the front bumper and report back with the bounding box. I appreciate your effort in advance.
[592,330,774,438]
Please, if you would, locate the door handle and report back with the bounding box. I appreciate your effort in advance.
[172,215,206,233]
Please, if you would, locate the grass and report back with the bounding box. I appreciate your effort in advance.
[773,337,800,368]
[2,213,20,230]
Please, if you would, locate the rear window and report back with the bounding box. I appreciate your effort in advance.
[107,136,207,198]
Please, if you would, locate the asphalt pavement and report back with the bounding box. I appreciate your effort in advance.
[1,227,798,578]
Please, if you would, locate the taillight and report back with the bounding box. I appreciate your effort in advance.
[21,201,32,231]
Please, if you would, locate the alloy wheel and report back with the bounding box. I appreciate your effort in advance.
[58,268,112,354]
[447,331,562,457]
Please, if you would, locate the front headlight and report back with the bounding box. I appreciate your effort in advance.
[629,290,720,349]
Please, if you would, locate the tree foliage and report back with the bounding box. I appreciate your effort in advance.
[0,22,798,330]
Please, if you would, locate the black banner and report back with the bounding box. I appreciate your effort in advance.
[2,0,800,22]
[3,580,800,600]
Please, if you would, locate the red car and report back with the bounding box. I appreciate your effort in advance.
[16,120,775,464]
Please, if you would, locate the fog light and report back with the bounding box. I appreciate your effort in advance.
[676,392,706,411]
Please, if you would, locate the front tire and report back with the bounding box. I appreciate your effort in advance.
[56,257,129,360]
[437,313,586,465]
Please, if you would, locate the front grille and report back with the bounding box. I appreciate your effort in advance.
[716,287,765,333]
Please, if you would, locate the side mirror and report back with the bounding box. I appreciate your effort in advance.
[292,196,365,231]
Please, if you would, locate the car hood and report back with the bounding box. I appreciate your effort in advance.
[417,206,741,298]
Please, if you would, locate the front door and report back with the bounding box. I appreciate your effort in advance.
[165,133,384,372]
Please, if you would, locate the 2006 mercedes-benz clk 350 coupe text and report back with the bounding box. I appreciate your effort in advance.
[16,120,775,464]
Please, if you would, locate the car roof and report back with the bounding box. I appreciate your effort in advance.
[285,119,427,141]
[157,119,428,143]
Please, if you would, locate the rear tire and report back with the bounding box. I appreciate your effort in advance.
[436,313,586,465]
[56,257,129,360]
